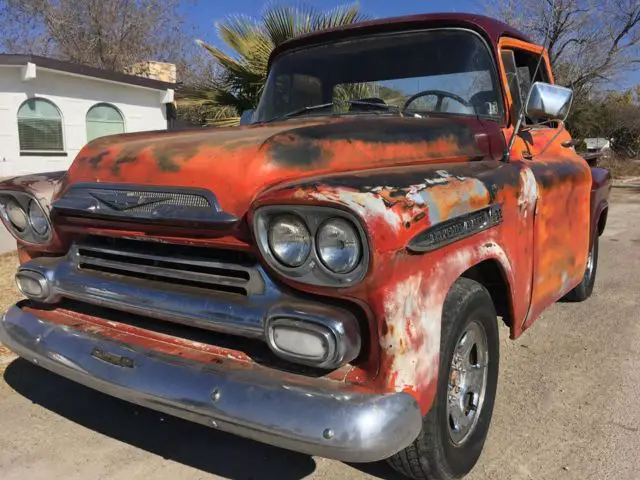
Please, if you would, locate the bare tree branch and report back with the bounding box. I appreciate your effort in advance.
[487,0,640,96]
[0,0,202,76]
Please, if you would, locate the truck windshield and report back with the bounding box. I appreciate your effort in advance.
[254,29,503,123]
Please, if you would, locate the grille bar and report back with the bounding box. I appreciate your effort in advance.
[73,237,264,296]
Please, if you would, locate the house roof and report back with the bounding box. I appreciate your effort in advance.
[269,12,530,67]
[0,54,174,90]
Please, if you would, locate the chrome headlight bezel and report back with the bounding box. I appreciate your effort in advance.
[253,206,369,287]
[0,191,53,244]
[264,304,362,369]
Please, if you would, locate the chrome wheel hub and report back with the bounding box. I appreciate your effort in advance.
[585,244,595,278]
[446,320,489,445]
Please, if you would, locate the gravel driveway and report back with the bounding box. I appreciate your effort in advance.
[0,188,638,480]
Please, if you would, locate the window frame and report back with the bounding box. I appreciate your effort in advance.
[497,37,556,128]
[17,97,66,156]
[85,102,126,143]
[256,27,507,125]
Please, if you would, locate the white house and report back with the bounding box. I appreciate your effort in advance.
[0,54,176,178]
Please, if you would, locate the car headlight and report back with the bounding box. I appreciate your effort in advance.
[316,218,361,273]
[268,215,312,267]
[0,192,52,244]
[3,197,28,232]
[28,200,50,236]
[253,206,369,287]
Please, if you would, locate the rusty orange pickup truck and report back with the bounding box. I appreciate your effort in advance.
[0,12,611,480]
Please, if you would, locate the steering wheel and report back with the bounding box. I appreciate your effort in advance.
[402,90,471,114]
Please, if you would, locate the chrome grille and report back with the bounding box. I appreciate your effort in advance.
[89,189,211,213]
[51,183,238,226]
[73,236,264,296]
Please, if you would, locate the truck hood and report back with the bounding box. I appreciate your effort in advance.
[63,115,503,219]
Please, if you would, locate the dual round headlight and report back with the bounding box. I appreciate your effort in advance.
[28,200,50,236]
[268,215,312,268]
[267,214,362,274]
[0,194,51,243]
[4,198,28,232]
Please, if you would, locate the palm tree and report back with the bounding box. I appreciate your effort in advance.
[178,3,370,127]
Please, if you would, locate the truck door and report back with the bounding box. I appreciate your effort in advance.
[499,39,592,328]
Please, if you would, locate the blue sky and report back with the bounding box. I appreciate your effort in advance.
[184,0,484,43]
[181,0,638,89]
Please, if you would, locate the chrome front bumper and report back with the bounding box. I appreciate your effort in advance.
[0,305,422,462]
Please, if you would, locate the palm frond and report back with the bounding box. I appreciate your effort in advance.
[186,3,369,128]
[312,3,368,31]
[206,105,241,127]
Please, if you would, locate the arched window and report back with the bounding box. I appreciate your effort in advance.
[86,103,125,142]
[17,98,64,152]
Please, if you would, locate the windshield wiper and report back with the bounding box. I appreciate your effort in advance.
[283,102,335,119]
[266,100,402,123]
[347,100,401,113]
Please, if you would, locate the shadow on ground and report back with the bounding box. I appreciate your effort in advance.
[4,358,319,480]
[3,358,409,480]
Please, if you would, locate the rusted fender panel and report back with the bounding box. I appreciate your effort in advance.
[0,171,67,259]
[253,159,540,413]
[0,171,67,210]
[59,116,501,221]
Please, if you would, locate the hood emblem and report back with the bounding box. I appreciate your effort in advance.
[90,191,171,211]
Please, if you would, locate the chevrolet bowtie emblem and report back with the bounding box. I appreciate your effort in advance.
[89,191,171,211]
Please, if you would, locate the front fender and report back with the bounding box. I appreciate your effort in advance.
[0,171,67,259]
[251,162,519,413]
[372,237,513,414]
[0,171,67,211]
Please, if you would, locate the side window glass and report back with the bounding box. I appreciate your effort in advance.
[273,74,322,113]
[501,50,522,120]
[502,48,551,126]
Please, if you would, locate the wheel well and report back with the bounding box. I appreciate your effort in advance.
[461,259,513,329]
[597,207,608,236]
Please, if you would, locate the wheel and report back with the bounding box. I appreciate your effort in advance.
[563,235,598,302]
[387,278,499,480]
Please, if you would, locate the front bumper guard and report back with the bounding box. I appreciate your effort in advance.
[0,305,422,463]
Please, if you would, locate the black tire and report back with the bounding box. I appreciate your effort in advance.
[563,235,599,302]
[387,278,500,480]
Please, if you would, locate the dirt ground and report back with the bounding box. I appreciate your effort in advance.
[0,188,639,480]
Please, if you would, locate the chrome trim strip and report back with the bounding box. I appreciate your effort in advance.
[407,204,503,253]
[73,239,264,295]
[78,252,251,291]
[0,305,421,462]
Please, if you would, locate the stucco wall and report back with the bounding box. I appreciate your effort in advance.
[0,65,168,178]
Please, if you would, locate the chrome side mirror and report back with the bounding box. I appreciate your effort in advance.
[525,82,573,122]
[239,109,255,125]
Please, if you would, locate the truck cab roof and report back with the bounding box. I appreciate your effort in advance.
[269,12,531,68]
